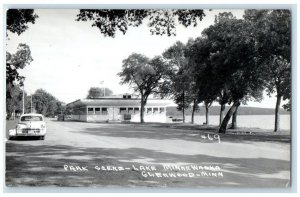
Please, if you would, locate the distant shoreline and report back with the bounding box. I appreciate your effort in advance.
[166,106,289,116]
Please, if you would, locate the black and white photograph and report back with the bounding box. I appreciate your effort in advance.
[4,5,293,190]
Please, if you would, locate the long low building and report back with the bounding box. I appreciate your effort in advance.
[66,95,174,123]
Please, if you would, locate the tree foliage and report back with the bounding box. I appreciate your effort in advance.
[118,53,173,123]
[87,87,113,98]
[6,83,24,119]
[6,9,37,100]
[6,44,33,91]
[162,41,195,122]
[244,9,291,131]
[32,89,63,117]
[76,9,205,37]
[7,9,38,35]
[185,12,266,133]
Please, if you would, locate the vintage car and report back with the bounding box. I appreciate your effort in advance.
[9,113,47,140]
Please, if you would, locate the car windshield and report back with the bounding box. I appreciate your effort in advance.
[20,116,43,121]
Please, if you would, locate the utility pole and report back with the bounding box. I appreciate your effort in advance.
[22,85,25,114]
[30,95,33,113]
[100,80,105,97]
[21,78,25,114]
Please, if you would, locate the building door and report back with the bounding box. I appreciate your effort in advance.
[108,107,120,121]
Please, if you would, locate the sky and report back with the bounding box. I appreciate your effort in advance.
[6,9,283,108]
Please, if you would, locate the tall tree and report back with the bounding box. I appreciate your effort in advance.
[171,68,194,123]
[163,41,191,123]
[6,9,38,88]
[6,44,33,96]
[244,10,291,132]
[185,36,222,125]
[198,12,266,133]
[118,53,173,123]
[6,9,38,112]
[265,57,290,131]
[87,87,113,98]
[6,83,25,119]
[7,9,38,35]
[32,89,63,117]
[76,9,205,37]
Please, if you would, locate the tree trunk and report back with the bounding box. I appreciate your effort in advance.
[140,95,145,123]
[205,103,209,125]
[274,94,282,132]
[230,105,239,129]
[219,101,240,134]
[12,106,15,120]
[219,104,225,126]
[191,99,197,124]
[182,91,185,123]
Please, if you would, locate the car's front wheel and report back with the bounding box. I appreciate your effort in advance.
[8,136,15,140]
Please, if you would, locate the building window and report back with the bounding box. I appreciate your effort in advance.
[153,107,158,114]
[134,107,139,114]
[95,107,101,115]
[147,108,152,114]
[88,107,94,115]
[159,107,165,113]
[102,108,108,115]
[128,107,134,114]
[120,107,127,115]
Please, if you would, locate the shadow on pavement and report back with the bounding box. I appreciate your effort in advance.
[9,136,43,141]
[74,124,291,144]
[6,142,290,188]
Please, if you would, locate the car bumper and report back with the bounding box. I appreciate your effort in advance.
[9,129,46,137]
[15,133,45,137]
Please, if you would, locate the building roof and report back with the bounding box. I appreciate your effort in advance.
[67,98,174,108]
[21,113,44,117]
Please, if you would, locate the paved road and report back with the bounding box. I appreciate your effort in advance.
[5,119,291,188]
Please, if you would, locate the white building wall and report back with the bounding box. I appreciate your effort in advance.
[86,115,110,122]
[71,105,171,123]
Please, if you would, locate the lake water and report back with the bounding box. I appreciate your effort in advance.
[184,114,291,131]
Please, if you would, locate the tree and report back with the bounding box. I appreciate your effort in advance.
[7,9,38,35]
[185,36,223,125]
[54,102,66,116]
[87,87,113,98]
[6,83,24,119]
[282,73,291,112]
[265,57,290,131]
[6,9,38,105]
[118,53,173,123]
[6,44,33,95]
[171,68,194,123]
[6,44,33,119]
[32,89,63,117]
[6,9,38,89]
[244,10,291,132]
[197,13,266,133]
[76,9,205,37]
[163,41,191,123]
